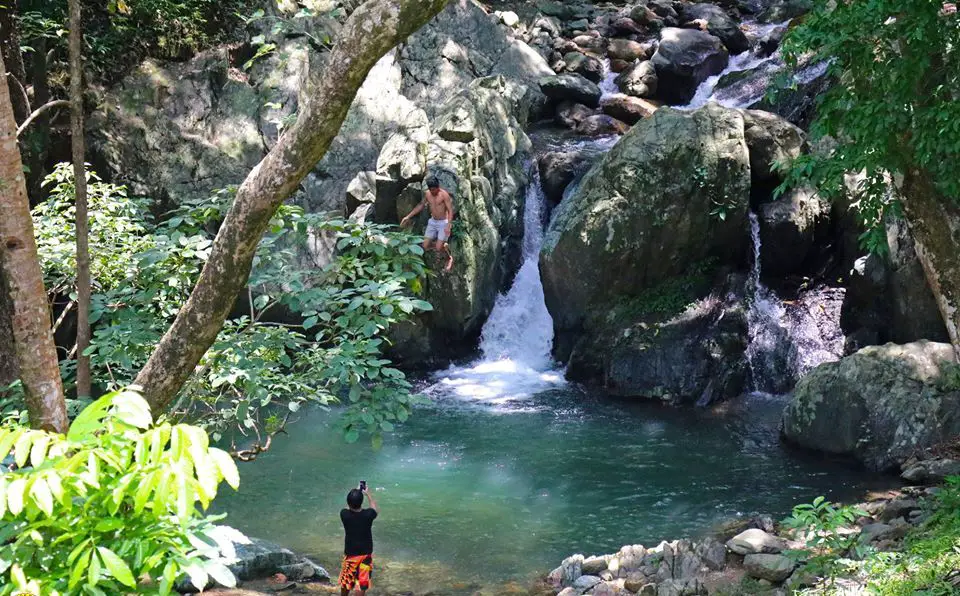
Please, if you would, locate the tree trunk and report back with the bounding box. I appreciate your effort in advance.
[0,0,28,125]
[0,51,68,432]
[26,38,49,202]
[134,0,450,412]
[0,267,19,389]
[902,169,960,358]
[68,0,91,398]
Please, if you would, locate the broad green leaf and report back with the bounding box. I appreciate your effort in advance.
[97,546,136,588]
[210,448,239,490]
[204,560,236,588]
[30,476,53,515]
[14,431,33,467]
[7,477,26,515]
[69,548,92,589]
[29,434,51,467]
[0,476,6,518]
[68,392,117,442]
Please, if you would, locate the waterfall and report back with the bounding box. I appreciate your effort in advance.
[599,59,623,100]
[427,164,566,407]
[478,169,555,369]
[744,212,792,393]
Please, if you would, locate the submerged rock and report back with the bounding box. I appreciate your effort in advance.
[651,28,729,104]
[782,341,960,471]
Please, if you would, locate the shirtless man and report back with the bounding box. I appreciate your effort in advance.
[400,176,455,271]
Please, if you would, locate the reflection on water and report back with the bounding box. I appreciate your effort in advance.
[215,389,896,594]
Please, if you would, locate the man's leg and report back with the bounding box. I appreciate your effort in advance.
[422,237,433,253]
[439,240,453,271]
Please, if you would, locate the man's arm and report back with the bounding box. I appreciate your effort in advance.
[400,197,426,228]
[364,489,379,513]
[444,192,454,232]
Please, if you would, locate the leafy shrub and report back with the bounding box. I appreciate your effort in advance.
[782,496,868,582]
[0,389,239,595]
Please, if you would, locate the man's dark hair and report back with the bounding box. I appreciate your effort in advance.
[426,176,440,189]
[346,489,363,509]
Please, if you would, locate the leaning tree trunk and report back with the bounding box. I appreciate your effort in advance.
[0,51,68,432]
[134,0,450,412]
[902,169,960,358]
[68,0,91,398]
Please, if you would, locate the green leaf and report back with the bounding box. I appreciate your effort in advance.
[204,560,236,588]
[69,548,92,589]
[210,448,240,490]
[7,477,26,515]
[30,476,54,515]
[68,393,116,442]
[345,429,360,443]
[97,546,136,588]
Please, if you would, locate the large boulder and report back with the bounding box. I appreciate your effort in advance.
[680,3,750,54]
[741,109,806,188]
[758,0,813,23]
[540,104,751,342]
[540,73,603,107]
[90,0,552,217]
[616,60,659,98]
[757,186,830,276]
[601,95,659,125]
[567,274,749,404]
[841,215,949,350]
[743,554,795,583]
[380,76,533,365]
[651,28,729,104]
[782,341,960,471]
[538,151,584,205]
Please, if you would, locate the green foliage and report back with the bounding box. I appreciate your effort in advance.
[782,496,868,582]
[607,259,717,323]
[18,0,256,80]
[857,476,960,595]
[0,389,240,595]
[777,0,960,253]
[31,165,432,445]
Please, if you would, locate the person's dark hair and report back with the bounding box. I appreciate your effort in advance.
[426,176,440,189]
[346,488,363,509]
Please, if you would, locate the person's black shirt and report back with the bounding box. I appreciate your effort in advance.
[340,508,377,555]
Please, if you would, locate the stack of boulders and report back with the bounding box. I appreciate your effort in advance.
[522,0,810,136]
[546,485,940,595]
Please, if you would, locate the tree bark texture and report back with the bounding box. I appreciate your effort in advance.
[134,0,451,412]
[0,0,28,124]
[0,51,68,432]
[902,170,960,359]
[0,266,19,389]
[68,0,91,398]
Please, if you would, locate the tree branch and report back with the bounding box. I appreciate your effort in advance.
[16,99,70,138]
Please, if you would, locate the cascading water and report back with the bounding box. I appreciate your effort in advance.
[599,58,623,100]
[427,166,565,407]
[744,212,793,393]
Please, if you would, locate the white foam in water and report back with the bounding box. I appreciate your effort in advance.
[427,168,567,408]
[599,58,625,101]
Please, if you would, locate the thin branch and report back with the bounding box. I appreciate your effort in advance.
[51,300,76,334]
[16,99,70,138]
[230,414,290,462]
[6,73,30,117]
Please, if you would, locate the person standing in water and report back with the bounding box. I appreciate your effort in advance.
[400,176,455,271]
[338,484,379,596]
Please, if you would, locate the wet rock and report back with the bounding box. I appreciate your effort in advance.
[601,95,658,124]
[555,101,597,129]
[206,526,330,584]
[616,60,659,98]
[577,114,630,136]
[630,4,663,27]
[758,26,787,57]
[610,58,633,73]
[612,16,646,35]
[879,499,920,522]
[759,0,813,23]
[572,34,608,53]
[782,341,960,471]
[607,38,649,61]
[557,588,578,596]
[726,529,788,555]
[560,554,584,587]
[540,73,603,107]
[680,3,750,54]
[757,186,830,276]
[901,458,960,484]
[537,0,573,19]
[741,109,806,186]
[563,51,605,83]
[743,553,796,583]
[651,28,729,104]
[538,151,584,204]
[640,0,681,26]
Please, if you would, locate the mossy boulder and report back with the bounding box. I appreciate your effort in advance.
[540,104,752,345]
[782,341,960,471]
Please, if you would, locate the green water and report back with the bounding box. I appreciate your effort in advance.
[215,386,894,594]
